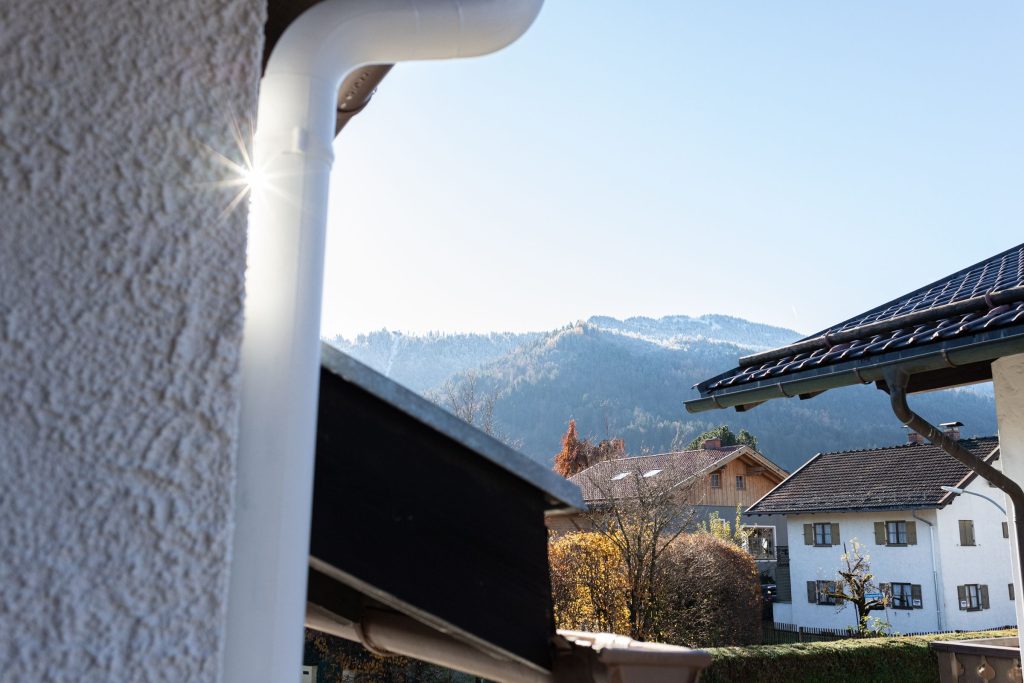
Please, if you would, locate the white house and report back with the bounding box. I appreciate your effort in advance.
[748,430,1016,633]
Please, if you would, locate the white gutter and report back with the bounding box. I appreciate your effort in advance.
[307,606,555,683]
[224,3,543,682]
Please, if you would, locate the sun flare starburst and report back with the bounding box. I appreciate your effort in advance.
[200,117,273,223]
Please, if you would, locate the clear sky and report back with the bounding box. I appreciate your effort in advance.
[321,1,1022,340]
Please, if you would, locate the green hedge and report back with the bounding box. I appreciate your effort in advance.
[701,629,1017,683]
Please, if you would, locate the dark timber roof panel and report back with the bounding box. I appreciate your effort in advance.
[747,437,999,515]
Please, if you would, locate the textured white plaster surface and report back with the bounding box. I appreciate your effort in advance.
[993,353,1024,649]
[0,1,263,679]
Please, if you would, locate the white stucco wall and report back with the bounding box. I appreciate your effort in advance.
[0,1,263,679]
[993,352,1024,652]
[934,474,1016,631]
[781,487,1016,634]
[784,512,941,633]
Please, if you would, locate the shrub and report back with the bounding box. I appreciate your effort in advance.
[655,534,762,646]
[549,532,630,633]
[700,629,1017,683]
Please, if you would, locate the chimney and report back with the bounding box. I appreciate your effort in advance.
[904,427,925,445]
[611,438,625,456]
[702,438,722,450]
[941,421,963,442]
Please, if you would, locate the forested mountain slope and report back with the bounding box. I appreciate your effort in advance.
[329,316,997,471]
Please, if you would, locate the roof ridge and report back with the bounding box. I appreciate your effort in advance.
[601,446,736,464]
[817,435,997,457]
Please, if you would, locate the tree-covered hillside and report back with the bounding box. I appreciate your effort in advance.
[329,315,998,472]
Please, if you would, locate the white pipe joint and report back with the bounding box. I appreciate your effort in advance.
[225,2,543,683]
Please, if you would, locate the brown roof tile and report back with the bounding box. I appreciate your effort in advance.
[747,436,999,515]
[569,446,748,502]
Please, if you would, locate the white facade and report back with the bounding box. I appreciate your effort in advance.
[776,472,1016,633]
[993,353,1024,654]
[1,1,261,680]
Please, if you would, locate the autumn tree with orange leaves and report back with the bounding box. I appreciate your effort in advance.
[553,420,590,477]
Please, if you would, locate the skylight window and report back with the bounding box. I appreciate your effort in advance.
[611,472,630,481]
[643,469,663,478]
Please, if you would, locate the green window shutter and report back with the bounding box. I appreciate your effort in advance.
[807,581,818,603]
[911,584,923,609]
[831,523,840,545]
[957,585,967,610]
[980,585,990,610]
[874,522,886,545]
[1010,583,1015,601]
[1003,522,1009,539]
[804,524,814,545]
[969,521,976,546]
[906,521,917,545]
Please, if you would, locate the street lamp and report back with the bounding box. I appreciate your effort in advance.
[940,485,1007,514]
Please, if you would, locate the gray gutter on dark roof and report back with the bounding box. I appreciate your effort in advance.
[321,343,584,512]
[685,326,1024,414]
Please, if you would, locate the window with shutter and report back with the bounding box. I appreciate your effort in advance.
[961,584,982,611]
[891,583,913,609]
[959,520,976,546]
[813,580,838,605]
[1003,522,1009,539]
[813,523,833,546]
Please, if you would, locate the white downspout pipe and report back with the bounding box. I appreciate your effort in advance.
[912,511,943,631]
[224,3,544,682]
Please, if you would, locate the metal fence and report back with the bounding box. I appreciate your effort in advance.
[761,622,848,644]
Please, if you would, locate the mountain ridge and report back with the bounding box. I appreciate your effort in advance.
[328,314,997,471]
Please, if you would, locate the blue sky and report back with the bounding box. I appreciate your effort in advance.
[321,1,1022,339]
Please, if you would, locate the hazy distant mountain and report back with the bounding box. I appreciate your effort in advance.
[587,314,801,351]
[329,329,541,393]
[328,315,998,472]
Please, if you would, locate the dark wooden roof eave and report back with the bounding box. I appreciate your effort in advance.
[686,326,1024,414]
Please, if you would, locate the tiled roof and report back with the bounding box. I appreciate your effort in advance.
[569,446,744,502]
[747,437,999,515]
[697,244,1024,395]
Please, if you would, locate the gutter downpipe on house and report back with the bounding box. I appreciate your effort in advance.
[910,510,943,631]
[884,369,1024,639]
[224,3,544,682]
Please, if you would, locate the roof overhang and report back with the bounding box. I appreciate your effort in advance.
[686,325,1024,414]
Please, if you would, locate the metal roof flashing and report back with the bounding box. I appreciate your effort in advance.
[320,343,584,511]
